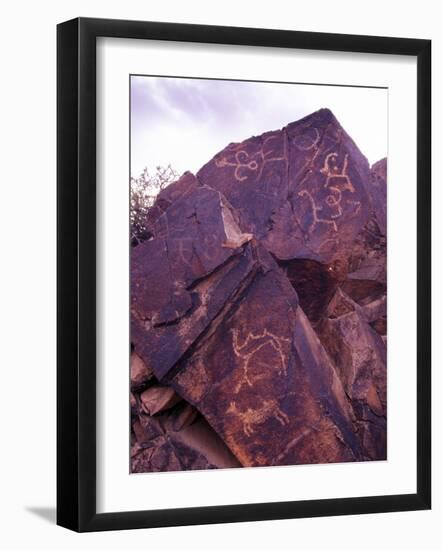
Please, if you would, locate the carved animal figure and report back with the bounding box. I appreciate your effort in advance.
[231,328,290,392]
[227,399,290,437]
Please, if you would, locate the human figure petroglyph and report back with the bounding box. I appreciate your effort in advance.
[298,153,358,235]
[227,399,290,437]
[320,153,355,193]
[215,134,288,183]
[231,328,291,392]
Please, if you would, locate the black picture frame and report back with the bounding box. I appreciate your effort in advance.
[57,17,431,532]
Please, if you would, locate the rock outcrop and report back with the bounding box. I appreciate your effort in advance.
[130,108,387,472]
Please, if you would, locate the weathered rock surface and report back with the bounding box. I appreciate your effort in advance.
[170,244,363,467]
[130,352,154,391]
[131,401,241,473]
[130,108,387,472]
[198,108,371,265]
[146,171,200,232]
[367,158,387,236]
[139,384,182,415]
[131,184,253,380]
[316,289,387,460]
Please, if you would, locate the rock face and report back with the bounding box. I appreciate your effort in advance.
[198,108,371,265]
[130,108,387,472]
[316,289,387,460]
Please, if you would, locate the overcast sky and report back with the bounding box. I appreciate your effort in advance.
[130,76,387,178]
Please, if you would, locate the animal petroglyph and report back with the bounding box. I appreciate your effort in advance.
[227,399,290,437]
[215,134,287,182]
[231,328,291,392]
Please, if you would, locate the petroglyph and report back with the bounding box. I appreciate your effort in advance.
[325,187,343,219]
[215,151,258,182]
[292,130,323,184]
[231,328,291,392]
[298,189,338,233]
[293,127,320,151]
[298,153,359,236]
[227,399,290,437]
[274,427,314,462]
[320,153,355,193]
[215,134,288,182]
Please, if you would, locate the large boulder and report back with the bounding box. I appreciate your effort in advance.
[316,289,387,460]
[198,108,371,265]
[130,109,388,471]
[169,244,363,467]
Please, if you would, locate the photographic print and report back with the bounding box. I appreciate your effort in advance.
[129,76,387,474]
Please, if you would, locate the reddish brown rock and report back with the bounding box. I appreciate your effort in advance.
[281,257,348,324]
[145,171,200,231]
[131,410,241,473]
[168,245,363,467]
[170,402,199,432]
[131,184,254,380]
[198,108,371,265]
[342,255,386,304]
[316,288,386,460]
[130,352,154,391]
[344,157,387,306]
[130,108,387,473]
[367,158,387,236]
[140,384,182,415]
[130,392,138,416]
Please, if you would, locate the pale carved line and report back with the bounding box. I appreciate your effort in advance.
[298,189,338,233]
[293,127,320,151]
[231,328,291,393]
[215,134,288,183]
[293,128,322,184]
[298,153,358,235]
[320,153,355,193]
[227,399,290,437]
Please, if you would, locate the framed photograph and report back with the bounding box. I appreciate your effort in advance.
[57,17,431,532]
